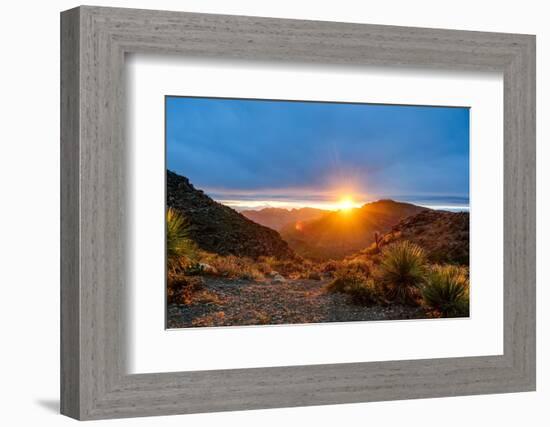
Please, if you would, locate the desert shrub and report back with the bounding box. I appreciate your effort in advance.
[343,258,371,276]
[166,208,197,269]
[326,268,378,305]
[193,290,224,306]
[166,274,205,304]
[375,241,427,306]
[183,262,205,276]
[345,279,378,305]
[288,261,323,280]
[257,255,310,277]
[200,253,264,280]
[167,272,204,292]
[321,260,339,274]
[256,256,277,272]
[422,265,469,317]
[273,259,305,276]
[326,268,365,293]
[167,273,224,306]
[256,256,276,275]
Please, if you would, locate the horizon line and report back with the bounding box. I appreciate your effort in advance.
[216,198,470,213]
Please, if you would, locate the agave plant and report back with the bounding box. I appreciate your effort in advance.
[375,240,427,305]
[166,207,197,269]
[422,265,469,317]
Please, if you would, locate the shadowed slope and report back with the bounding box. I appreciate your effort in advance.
[167,170,295,259]
[242,207,327,231]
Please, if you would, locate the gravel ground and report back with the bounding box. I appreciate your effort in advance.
[167,277,428,328]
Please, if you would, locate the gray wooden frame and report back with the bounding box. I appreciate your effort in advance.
[60,5,536,420]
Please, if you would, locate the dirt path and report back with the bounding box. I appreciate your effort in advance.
[167,277,427,328]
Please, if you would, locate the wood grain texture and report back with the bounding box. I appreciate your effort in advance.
[60,6,536,420]
[60,7,80,419]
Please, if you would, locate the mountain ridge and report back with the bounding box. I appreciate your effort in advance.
[280,199,427,260]
[367,209,470,265]
[167,170,295,260]
[241,207,327,231]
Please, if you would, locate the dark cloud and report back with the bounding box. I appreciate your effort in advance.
[166,97,469,201]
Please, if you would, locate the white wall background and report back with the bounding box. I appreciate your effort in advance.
[0,1,546,425]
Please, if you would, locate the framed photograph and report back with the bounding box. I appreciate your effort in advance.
[61,6,536,420]
[164,96,472,329]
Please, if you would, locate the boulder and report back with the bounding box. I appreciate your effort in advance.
[271,274,286,283]
[199,263,218,275]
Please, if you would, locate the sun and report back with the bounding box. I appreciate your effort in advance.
[337,196,355,212]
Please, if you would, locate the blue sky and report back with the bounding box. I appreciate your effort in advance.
[166,96,469,211]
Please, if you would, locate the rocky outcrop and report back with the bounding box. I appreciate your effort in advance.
[376,209,469,265]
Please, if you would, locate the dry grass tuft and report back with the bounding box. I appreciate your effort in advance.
[167,274,205,304]
[199,253,265,280]
[166,208,198,270]
[325,266,378,306]
[374,241,427,306]
[422,265,469,317]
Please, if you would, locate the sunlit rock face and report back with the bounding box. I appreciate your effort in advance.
[375,210,470,265]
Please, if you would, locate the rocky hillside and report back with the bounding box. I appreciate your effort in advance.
[167,170,295,259]
[241,207,327,231]
[280,200,426,260]
[372,209,469,265]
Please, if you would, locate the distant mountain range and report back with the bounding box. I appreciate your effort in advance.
[279,200,427,260]
[241,207,327,231]
[167,170,468,263]
[167,170,294,259]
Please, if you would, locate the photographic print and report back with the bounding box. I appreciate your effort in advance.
[166,96,470,329]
